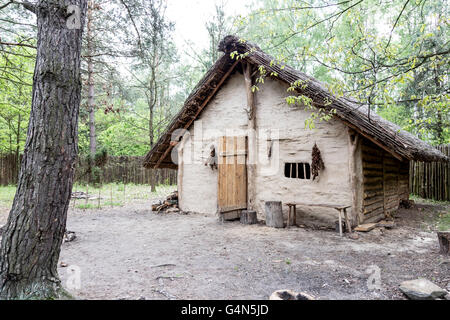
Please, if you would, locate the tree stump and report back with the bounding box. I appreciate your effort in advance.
[265,201,284,228]
[240,210,257,225]
[437,231,450,255]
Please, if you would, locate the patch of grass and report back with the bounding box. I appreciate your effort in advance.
[102,201,123,207]
[410,195,450,231]
[0,185,17,209]
[437,212,450,231]
[71,183,176,206]
[75,203,99,210]
[285,258,291,265]
[410,194,450,206]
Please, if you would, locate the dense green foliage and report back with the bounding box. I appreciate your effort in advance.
[0,45,34,155]
[236,0,449,144]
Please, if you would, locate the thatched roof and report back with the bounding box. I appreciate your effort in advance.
[143,35,448,168]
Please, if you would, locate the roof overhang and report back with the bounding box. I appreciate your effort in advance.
[143,35,449,169]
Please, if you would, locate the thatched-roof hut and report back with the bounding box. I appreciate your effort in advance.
[143,35,448,227]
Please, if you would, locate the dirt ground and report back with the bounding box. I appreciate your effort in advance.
[53,199,448,300]
[1,195,449,300]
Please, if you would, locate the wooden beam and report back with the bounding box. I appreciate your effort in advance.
[154,60,240,169]
[341,119,404,161]
[243,61,257,210]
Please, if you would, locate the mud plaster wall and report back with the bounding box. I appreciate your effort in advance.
[178,72,248,214]
[253,78,352,226]
[178,72,353,226]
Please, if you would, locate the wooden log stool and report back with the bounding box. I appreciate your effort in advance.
[265,201,284,228]
[240,210,257,225]
[437,231,450,255]
[286,203,297,228]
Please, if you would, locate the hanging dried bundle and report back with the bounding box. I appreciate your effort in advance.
[311,143,324,181]
[204,145,218,170]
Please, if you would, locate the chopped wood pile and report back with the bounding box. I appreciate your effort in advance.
[152,191,179,212]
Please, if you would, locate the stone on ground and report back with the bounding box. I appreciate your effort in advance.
[354,223,377,232]
[399,278,447,300]
[269,289,315,300]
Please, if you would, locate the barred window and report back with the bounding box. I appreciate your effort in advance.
[284,162,311,179]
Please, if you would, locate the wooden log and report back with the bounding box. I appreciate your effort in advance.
[243,61,256,210]
[354,223,377,232]
[364,206,384,218]
[363,195,384,206]
[362,154,383,163]
[363,201,384,214]
[240,210,257,225]
[364,190,383,199]
[265,201,284,228]
[363,176,383,184]
[437,231,450,255]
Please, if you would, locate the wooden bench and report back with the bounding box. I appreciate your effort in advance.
[285,202,352,236]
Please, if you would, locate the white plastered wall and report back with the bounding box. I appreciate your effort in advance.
[178,72,248,214]
[178,71,353,225]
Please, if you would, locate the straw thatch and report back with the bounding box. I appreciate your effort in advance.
[144,35,448,168]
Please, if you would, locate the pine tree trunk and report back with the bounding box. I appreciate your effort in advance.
[149,106,156,192]
[87,0,96,156]
[0,0,87,300]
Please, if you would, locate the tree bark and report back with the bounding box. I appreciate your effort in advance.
[87,0,96,156]
[0,0,87,300]
[149,104,156,192]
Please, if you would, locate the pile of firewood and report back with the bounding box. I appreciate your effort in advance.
[152,191,178,212]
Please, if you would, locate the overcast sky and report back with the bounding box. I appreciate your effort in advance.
[165,0,252,54]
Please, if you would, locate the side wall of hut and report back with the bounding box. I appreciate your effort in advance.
[253,78,353,226]
[361,138,409,223]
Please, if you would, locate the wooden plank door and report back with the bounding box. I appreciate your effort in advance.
[218,136,247,214]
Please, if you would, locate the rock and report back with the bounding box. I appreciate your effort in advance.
[444,294,450,301]
[399,278,447,300]
[60,262,68,267]
[63,231,76,243]
[0,225,4,236]
[269,289,315,300]
[347,233,359,240]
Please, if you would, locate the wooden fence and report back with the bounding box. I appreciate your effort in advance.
[0,154,21,186]
[0,154,177,186]
[2,147,449,201]
[409,145,450,201]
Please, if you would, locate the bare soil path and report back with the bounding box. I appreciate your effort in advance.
[53,200,449,300]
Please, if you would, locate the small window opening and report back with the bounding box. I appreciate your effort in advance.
[284,162,311,180]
